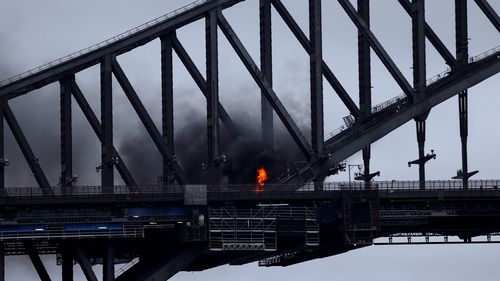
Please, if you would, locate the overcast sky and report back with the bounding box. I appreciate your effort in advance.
[1,0,500,280]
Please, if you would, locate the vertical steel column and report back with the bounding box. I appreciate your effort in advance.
[103,243,114,281]
[413,0,427,190]
[456,0,469,189]
[60,76,73,193]
[161,32,175,185]
[310,0,323,191]
[0,97,4,190]
[206,7,220,183]
[412,0,426,100]
[309,0,323,159]
[416,118,426,190]
[101,55,114,193]
[260,0,274,148]
[0,243,4,281]
[358,0,371,189]
[61,247,73,281]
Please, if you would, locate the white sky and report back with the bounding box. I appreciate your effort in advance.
[1,0,500,280]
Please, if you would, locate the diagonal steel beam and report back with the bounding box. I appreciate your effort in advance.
[338,0,415,98]
[112,59,187,185]
[70,80,137,187]
[3,104,52,194]
[474,0,500,33]
[271,0,361,117]
[0,0,245,97]
[217,12,313,159]
[172,36,241,139]
[398,0,457,66]
[25,242,52,281]
[73,244,98,281]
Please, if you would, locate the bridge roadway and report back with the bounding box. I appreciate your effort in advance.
[1,180,500,279]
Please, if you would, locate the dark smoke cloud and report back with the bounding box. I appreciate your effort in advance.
[118,96,307,185]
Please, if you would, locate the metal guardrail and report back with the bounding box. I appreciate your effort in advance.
[1,180,500,199]
[324,45,500,141]
[0,0,209,87]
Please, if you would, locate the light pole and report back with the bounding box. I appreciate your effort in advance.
[348,164,363,189]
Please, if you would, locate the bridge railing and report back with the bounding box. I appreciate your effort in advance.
[0,0,209,87]
[324,44,500,141]
[1,180,500,198]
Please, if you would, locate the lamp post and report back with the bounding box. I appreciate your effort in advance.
[348,164,363,189]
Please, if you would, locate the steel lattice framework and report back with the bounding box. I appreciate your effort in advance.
[1,0,500,280]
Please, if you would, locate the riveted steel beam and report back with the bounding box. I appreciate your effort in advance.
[161,32,175,185]
[358,0,371,188]
[217,12,313,160]
[412,0,426,99]
[0,0,245,97]
[172,37,241,139]
[103,243,114,281]
[260,0,274,148]
[101,55,114,192]
[474,0,500,33]
[206,8,220,170]
[310,0,324,159]
[398,0,457,66]
[4,103,52,194]
[338,0,415,99]
[112,59,187,185]
[60,76,73,192]
[271,0,361,117]
[25,242,52,281]
[0,97,4,190]
[70,80,137,187]
[73,244,98,281]
[456,0,471,189]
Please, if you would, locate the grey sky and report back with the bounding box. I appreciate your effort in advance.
[1,0,500,280]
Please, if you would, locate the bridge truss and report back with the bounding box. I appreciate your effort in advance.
[1,0,500,280]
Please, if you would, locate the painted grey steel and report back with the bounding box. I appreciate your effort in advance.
[474,0,500,33]
[260,0,274,148]
[103,243,114,281]
[271,0,361,117]
[217,12,313,159]
[358,0,371,188]
[338,0,414,98]
[206,8,220,173]
[0,0,244,97]
[398,0,457,66]
[101,55,114,192]
[26,242,52,281]
[70,81,137,187]
[74,244,99,281]
[3,104,52,194]
[161,33,175,185]
[172,37,241,139]
[112,59,187,185]
[309,0,324,160]
[60,76,73,191]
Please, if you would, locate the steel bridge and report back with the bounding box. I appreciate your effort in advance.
[1,0,500,280]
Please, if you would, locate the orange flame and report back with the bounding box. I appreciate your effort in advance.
[256,167,268,192]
